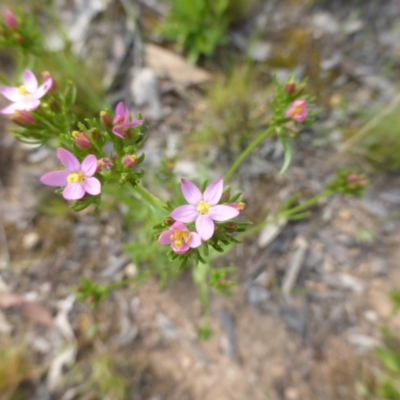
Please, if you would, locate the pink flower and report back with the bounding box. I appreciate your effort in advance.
[3,8,18,29]
[158,221,202,254]
[0,70,53,114]
[40,148,101,201]
[171,177,239,241]
[96,158,113,172]
[112,102,143,139]
[285,99,307,123]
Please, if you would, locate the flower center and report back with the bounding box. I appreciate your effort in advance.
[18,85,29,96]
[170,230,191,249]
[197,201,211,215]
[291,105,303,117]
[67,172,85,185]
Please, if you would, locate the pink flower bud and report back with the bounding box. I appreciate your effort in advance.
[228,202,245,212]
[72,131,91,150]
[12,110,35,125]
[3,8,18,30]
[123,154,138,168]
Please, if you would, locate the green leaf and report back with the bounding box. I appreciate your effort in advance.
[376,347,400,375]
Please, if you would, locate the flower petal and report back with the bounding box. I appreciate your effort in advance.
[203,177,223,205]
[57,148,80,171]
[63,183,85,200]
[124,120,143,129]
[172,242,190,254]
[181,179,202,205]
[23,70,38,92]
[20,98,40,111]
[0,87,22,102]
[34,79,53,99]
[188,232,202,248]
[40,170,69,187]
[195,215,214,241]
[115,101,125,118]
[112,127,125,138]
[170,221,189,231]
[83,177,101,196]
[0,102,22,114]
[171,205,197,223]
[208,205,239,221]
[158,230,172,245]
[81,154,97,176]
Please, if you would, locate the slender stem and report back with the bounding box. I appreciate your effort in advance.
[280,190,331,217]
[134,185,165,210]
[104,275,138,292]
[224,126,275,182]
[238,190,332,239]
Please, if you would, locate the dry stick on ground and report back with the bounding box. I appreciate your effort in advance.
[281,213,327,300]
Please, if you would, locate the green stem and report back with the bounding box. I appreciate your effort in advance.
[280,190,331,217]
[104,275,138,292]
[238,190,332,239]
[224,126,275,182]
[134,185,165,210]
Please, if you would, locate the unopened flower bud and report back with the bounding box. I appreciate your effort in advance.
[96,158,113,172]
[163,217,175,226]
[228,201,245,212]
[220,188,231,203]
[90,128,100,140]
[224,222,238,233]
[285,80,296,94]
[12,110,34,125]
[100,110,113,130]
[123,154,138,168]
[3,8,18,30]
[72,131,91,150]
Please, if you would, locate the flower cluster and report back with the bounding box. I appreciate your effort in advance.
[157,177,245,255]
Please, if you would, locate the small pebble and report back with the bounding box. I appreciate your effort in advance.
[22,232,41,250]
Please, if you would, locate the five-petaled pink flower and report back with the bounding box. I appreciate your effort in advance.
[158,221,202,254]
[285,99,307,123]
[171,177,239,241]
[40,148,101,201]
[0,70,53,114]
[112,102,143,139]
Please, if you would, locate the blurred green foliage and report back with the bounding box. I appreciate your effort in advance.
[161,0,254,63]
[358,291,400,399]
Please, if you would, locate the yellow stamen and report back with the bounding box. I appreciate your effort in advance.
[67,172,85,185]
[17,85,29,96]
[171,230,191,249]
[197,200,211,215]
[290,104,303,117]
[237,202,245,210]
